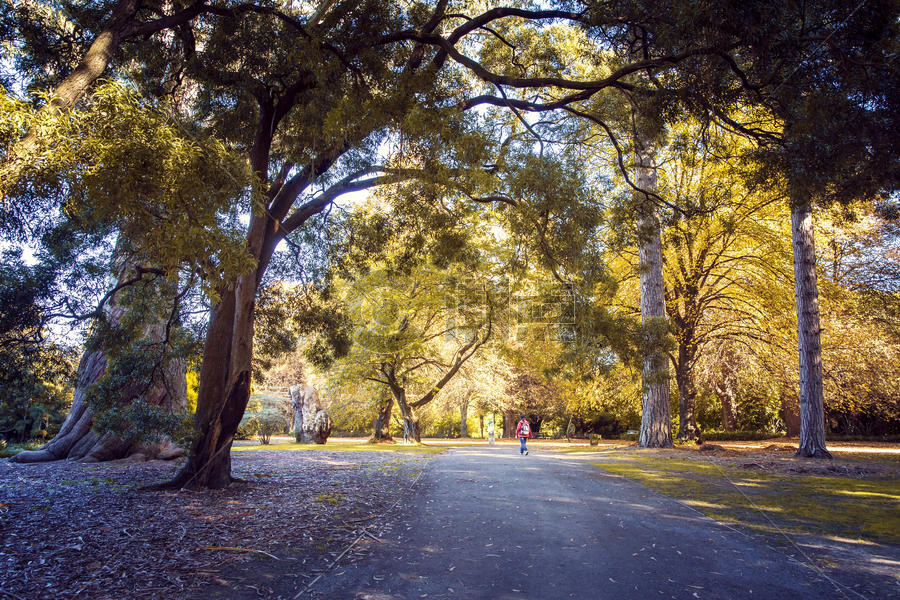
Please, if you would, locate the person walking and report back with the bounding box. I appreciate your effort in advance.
[516,415,532,455]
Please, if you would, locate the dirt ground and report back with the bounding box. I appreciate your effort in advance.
[0,450,426,600]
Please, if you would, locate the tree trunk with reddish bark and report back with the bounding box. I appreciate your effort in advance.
[791,194,832,458]
[166,277,257,488]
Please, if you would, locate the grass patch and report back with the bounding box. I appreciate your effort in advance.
[233,439,449,455]
[550,443,632,454]
[588,454,900,546]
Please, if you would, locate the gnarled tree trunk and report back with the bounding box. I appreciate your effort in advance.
[790,194,831,458]
[11,300,186,464]
[394,388,421,443]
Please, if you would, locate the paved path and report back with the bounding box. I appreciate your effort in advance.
[308,446,861,600]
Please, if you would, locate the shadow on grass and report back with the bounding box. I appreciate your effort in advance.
[587,454,900,546]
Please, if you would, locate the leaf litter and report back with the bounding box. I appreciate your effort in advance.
[0,450,428,600]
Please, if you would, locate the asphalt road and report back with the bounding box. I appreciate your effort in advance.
[307,445,855,600]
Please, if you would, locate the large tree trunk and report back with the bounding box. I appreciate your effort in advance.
[372,393,394,441]
[394,388,421,443]
[790,195,832,458]
[12,288,186,464]
[163,185,283,487]
[675,350,700,441]
[634,121,673,449]
[167,274,257,489]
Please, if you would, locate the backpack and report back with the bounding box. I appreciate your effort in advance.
[520,421,530,436]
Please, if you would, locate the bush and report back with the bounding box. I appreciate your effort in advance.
[257,413,287,444]
[236,417,260,440]
[0,344,75,443]
[237,391,292,442]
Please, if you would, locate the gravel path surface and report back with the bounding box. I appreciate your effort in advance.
[306,445,893,600]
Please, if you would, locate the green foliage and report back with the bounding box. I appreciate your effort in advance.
[2,81,254,297]
[238,391,291,443]
[234,418,259,442]
[0,342,75,443]
[256,412,287,445]
[83,276,197,447]
[185,367,199,414]
[254,281,352,376]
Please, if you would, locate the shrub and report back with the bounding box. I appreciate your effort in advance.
[236,416,260,440]
[257,413,287,444]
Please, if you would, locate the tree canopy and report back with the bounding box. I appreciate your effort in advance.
[2,0,898,485]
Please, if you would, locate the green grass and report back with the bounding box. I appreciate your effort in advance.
[548,443,632,454]
[588,453,900,546]
[232,439,450,455]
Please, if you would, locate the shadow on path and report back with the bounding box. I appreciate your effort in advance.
[207,446,899,600]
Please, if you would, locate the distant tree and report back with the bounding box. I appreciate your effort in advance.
[332,262,493,443]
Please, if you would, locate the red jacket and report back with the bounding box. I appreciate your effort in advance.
[516,420,532,438]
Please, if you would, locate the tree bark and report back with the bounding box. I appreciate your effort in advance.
[634,121,673,449]
[372,393,394,441]
[712,347,739,431]
[674,351,700,441]
[459,393,469,438]
[394,387,421,443]
[167,275,257,488]
[11,298,186,463]
[790,194,832,458]
[503,409,517,439]
[781,391,802,437]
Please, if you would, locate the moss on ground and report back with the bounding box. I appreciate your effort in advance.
[588,454,900,546]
